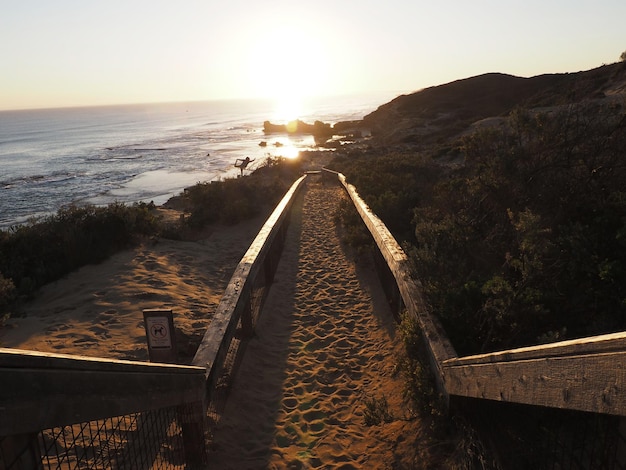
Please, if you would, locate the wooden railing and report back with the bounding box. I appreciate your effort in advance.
[0,347,206,468]
[0,348,205,437]
[323,168,626,420]
[443,331,626,416]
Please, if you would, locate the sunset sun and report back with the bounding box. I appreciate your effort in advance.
[246,23,330,120]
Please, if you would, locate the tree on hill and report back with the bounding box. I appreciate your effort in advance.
[621,50,626,61]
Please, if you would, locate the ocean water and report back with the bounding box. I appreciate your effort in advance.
[0,93,392,228]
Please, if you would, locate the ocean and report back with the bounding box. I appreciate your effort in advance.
[0,93,393,229]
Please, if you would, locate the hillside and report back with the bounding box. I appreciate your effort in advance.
[331,60,626,355]
[361,62,626,147]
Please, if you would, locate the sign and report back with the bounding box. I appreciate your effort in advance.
[143,309,177,363]
[146,316,172,349]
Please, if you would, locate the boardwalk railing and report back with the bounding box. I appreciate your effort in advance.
[324,167,626,417]
[0,348,205,468]
[323,167,626,467]
[0,174,307,469]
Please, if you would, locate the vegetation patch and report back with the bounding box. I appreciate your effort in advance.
[363,396,393,426]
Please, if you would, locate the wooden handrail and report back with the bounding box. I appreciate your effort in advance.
[0,348,205,436]
[323,168,457,400]
[443,331,626,366]
[192,175,308,392]
[442,332,626,416]
[325,167,626,417]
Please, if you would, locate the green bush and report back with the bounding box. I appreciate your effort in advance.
[0,273,16,318]
[333,101,626,355]
[331,151,444,242]
[0,202,159,301]
[180,158,300,228]
[409,102,626,353]
[363,396,393,426]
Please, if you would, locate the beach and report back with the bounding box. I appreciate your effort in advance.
[0,95,391,228]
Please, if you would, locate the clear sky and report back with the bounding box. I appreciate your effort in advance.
[1,0,625,111]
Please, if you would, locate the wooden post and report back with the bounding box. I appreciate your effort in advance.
[240,298,254,339]
[178,401,208,468]
[617,417,626,467]
[0,433,42,469]
[143,309,178,363]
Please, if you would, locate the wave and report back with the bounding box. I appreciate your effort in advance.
[1,172,82,188]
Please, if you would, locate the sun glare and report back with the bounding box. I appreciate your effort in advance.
[246,22,329,119]
[272,94,302,122]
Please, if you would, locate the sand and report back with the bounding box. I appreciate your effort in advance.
[0,216,266,362]
[207,180,424,469]
[0,161,426,468]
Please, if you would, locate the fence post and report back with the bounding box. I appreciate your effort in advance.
[240,298,254,338]
[0,433,42,469]
[178,400,208,468]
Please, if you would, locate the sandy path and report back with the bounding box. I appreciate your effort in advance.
[208,179,424,469]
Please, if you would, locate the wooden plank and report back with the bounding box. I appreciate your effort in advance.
[324,169,457,399]
[0,347,205,373]
[444,350,626,416]
[192,176,307,385]
[443,331,626,366]
[0,350,205,435]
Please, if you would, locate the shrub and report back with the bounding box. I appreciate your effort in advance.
[409,102,626,353]
[0,202,159,299]
[363,396,393,426]
[330,151,444,242]
[181,159,299,228]
[0,273,16,318]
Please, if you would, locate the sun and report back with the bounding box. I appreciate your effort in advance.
[271,93,303,122]
[246,23,329,119]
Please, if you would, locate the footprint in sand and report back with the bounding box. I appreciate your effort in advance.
[100,316,121,326]
[143,260,160,270]
[73,337,97,346]
[147,278,169,288]
[45,323,71,333]
[89,325,112,338]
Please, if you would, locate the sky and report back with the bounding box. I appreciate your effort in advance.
[1,0,625,111]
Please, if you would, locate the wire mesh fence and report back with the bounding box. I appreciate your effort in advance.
[204,215,289,436]
[455,397,626,469]
[0,405,199,470]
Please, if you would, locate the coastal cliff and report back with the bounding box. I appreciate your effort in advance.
[361,62,626,147]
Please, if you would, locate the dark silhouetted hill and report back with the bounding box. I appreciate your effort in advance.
[362,62,626,146]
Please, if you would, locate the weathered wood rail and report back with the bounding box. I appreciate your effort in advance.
[322,167,626,420]
[2,167,626,468]
[443,332,626,416]
[0,348,205,436]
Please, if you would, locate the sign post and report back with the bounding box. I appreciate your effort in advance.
[143,309,177,363]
